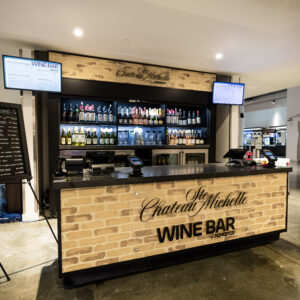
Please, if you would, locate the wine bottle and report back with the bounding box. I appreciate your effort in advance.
[66,128,72,145]
[72,127,80,146]
[196,110,201,124]
[166,109,170,124]
[79,102,85,122]
[86,129,92,145]
[187,111,191,125]
[102,106,107,122]
[108,104,113,122]
[92,128,98,145]
[99,130,105,145]
[90,105,96,122]
[110,131,115,145]
[105,131,110,145]
[61,128,66,145]
[67,104,73,122]
[97,106,102,123]
[79,127,86,146]
[192,111,196,125]
[62,103,67,121]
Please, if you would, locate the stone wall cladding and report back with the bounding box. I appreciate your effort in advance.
[60,173,287,273]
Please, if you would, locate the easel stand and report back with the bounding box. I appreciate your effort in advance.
[0,262,10,282]
[27,179,58,244]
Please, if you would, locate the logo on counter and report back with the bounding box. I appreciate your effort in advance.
[156,218,235,243]
[139,185,246,243]
[139,185,247,222]
[116,66,170,84]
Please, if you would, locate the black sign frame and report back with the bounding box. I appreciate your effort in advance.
[0,102,32,183]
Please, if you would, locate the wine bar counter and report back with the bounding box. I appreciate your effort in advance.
[52,164,291,287]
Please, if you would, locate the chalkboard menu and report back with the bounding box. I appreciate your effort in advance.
[0,102,31,183]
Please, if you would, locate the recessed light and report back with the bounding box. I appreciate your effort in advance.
[73,28,83,37]
[215,53,223,60]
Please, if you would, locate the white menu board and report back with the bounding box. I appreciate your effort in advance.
[212,82,245,105]
[3,56,61,92]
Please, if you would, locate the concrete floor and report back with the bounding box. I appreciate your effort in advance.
[1,164,300,299]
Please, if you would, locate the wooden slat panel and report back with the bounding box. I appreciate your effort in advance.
[49,52,216,92]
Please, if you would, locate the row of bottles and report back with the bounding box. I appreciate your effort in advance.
[61,127,116,146]
[166,129,205,146]
[62,102,114,123]
[118,106,164,125]
[166,108,201,125]
[118,129,163,146]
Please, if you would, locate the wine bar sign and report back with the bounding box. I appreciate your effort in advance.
[0,102,31,183]
[140,186,248,243]
[49,52,216,92]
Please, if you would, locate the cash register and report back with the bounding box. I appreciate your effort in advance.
[224,148,257,167]
[86,151,115,175]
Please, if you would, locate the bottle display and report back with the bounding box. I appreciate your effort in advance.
[118,106,164,125]
[61,100,116,124]
[166,108,202,125]
[60,100,208,148]
[167,129,205,146]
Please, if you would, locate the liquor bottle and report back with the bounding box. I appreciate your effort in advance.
[192,111,196,125]
[61,128,66,145]
[92,128,98,145]
[89,105,96,122]
[169,109,174,125]
[166,109,170,124]
[74,104,79,122]
[85,104,90,122]
[187,111,191,125]
[105,131,110,145]
[86,129,92,145]
[99,130,105,145]
[178,109,182,126]
[72,127,80,146]
[178,130,183,145]
[79,127,86,146]
[195,130,200,145]
[166,128,169,145]
[62,103,67,121]
[110,131,115,145]
[129,107,133,124]
[79,102,85,122]
[158,108,164,125]
[182,130,186,145]
[196,110,201,124]
[67,104,74,122]
[174,108,178,125]
[108,104,113,122]
[191,130,195,145]
[97,106,102,123]
[66,128,72,145]
[139,107,143,125]
[123,107,128,124]
[118,106,124,124]
[102,106,107,122]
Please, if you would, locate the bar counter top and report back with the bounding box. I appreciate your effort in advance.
[51,163,292,190]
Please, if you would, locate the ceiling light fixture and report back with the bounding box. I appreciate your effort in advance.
[73,28,83,37]
[215,53,223,60]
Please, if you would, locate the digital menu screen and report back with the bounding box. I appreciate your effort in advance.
[3,55,61,93]
[212,82,245,105]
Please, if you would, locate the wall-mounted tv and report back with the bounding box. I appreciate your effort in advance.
[212,81,245,105]
[2,55,61,93]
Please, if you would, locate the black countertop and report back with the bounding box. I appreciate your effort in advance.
[51,163,292,190]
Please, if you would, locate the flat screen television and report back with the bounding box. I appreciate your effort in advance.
[212,81,245,105]
[2,55,62,93]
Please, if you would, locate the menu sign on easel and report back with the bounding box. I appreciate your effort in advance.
[0,102,31,183]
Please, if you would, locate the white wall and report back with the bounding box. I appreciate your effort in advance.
[0,39,22,104]
[244,91,287,128]
[287,86,300,161]
[0,38,39,220]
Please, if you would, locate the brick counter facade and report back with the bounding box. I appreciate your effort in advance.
[60,173,287,273]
